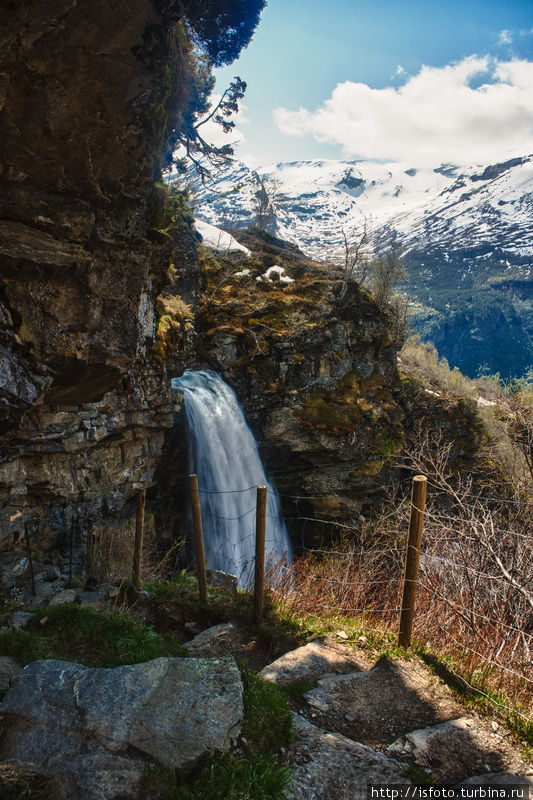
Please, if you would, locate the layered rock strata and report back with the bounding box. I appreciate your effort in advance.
[0,1,198,568]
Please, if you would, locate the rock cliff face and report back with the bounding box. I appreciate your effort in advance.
[186,236,484,543]
[0,4,484,580]
[200,278,401,526]
[0,1,198,569]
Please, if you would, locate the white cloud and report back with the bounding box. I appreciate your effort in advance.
[498,29,513,46]
[273,56,533,167]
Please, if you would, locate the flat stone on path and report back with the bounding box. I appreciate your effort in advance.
[303,655,463,745]
[289,712,411,800]
[459,773,533,788]
[48,589,77,606]
[8,611,35,627]
[388,718,533,785]
[185,622,241,657]
[260,637,372,686]
[0,657,243,800]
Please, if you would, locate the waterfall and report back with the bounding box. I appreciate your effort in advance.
[172,370,291,586]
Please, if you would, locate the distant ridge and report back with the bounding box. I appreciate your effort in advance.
[189,155,533,378]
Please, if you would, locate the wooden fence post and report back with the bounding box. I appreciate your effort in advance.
[253,485,267,623]
[189,474,208,605]
[398,475,427,648]
[132,489,146,596]
[24,523,36,596]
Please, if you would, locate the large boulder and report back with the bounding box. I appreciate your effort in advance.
[0,657,243,800]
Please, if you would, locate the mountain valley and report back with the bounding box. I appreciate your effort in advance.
[191,155,533,377]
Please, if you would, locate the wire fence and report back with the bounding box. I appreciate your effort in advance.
[189,473,531,717]
[73,471,533,723]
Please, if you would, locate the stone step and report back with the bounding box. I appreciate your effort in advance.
[0,656,244,800]
[289,712,411,800]
[259,636,372,686]
[301,655,464,746]
[388,717,533,785]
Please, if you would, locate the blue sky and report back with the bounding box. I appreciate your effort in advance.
[209,0,533,166]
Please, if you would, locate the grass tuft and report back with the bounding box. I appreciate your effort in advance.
[241,667,294,755]
[138,754,291,800]
[0,604,186,668]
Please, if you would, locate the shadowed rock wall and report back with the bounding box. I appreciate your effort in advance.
[0,0,198,573]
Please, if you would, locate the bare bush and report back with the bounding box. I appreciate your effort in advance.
[276,430,532,715]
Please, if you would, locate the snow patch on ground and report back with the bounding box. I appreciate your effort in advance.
[256,265,295,284]
[194,218,250,255]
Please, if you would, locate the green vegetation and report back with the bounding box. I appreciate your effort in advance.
[406,280,532,380]
[0,605,186,668]
[406,762,434,787]
[281,680,315,699]
[241,668,294,755]
[139,754,291,800]
[152,294,194,362]
[181,0,266,67]
[418,649,533,747]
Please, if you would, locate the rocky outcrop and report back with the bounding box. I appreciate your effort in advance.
[0,656,243,800]
[258,641,533,794]
[289,713,411,800]
[0,2,487,582]
[190,247,483,540]
[0,1,199,566]
[193,256,404,535]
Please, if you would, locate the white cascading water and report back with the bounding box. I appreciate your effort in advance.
[172,370,291,586]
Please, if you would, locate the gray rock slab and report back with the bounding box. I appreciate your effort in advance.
[0,656,22,692]
[260,638,369,686]
[0,553,28,588]
[48,589,77,606]
[27,580,63,605]
[0,656,243,800]
[48,751,146,800]
[303,655,462,745]
[208,569,238,593]
[458,773,533,788]
[289,713,410,800]
[388,718,532,784]
[8,610,35,628]
[186,622,240,657]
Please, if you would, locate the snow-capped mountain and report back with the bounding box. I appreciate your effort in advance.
[189,155,533,378]
[190,155,533,267]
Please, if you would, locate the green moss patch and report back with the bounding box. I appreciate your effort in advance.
[241,668,294,755]
[152,294,194,362]
[296,372,364,431]
[0,605,185,668]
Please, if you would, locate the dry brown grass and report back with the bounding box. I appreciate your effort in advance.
[0,762,54,799]
[274,436,532,723]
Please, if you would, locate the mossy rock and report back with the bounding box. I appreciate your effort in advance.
[296,372,364,431]
[350,459,385,477]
